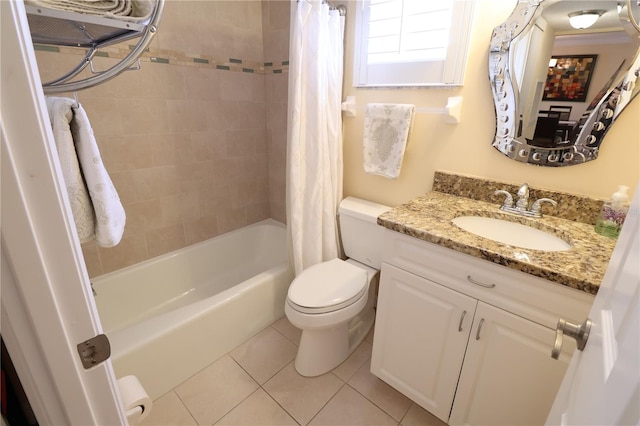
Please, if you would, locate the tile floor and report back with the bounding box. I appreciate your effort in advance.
[140,317,447,426]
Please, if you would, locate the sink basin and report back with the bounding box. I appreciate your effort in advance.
[452,216,572,252]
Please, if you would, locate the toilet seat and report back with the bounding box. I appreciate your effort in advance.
[288,258,368,314]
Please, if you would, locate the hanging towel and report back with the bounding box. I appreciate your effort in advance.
[46,97,126,247]
[362,103,415,179]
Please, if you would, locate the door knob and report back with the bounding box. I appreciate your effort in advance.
[551,318,592,360]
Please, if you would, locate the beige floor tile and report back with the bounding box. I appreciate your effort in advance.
[271,316,302,345]
[230,326,297,384]
[175,355,258,425]
[139,391,197,426]
[400,403,448,426]
[308,385,397,426]
[332,340,372,382]
[263,362,343,425]
[348,358,412,422]
[215,388,298,426]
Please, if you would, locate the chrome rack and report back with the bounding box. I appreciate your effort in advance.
[26,0,165,94]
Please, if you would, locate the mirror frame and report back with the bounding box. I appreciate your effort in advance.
[489,0,640,167]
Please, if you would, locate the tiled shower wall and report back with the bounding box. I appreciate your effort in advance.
[34,1,290,277]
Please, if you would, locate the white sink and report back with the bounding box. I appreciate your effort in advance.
[452,216,572,252]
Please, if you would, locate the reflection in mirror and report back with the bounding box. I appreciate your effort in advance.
[490,0,640,167]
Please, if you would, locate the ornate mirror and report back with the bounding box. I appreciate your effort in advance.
[490,0,640,167]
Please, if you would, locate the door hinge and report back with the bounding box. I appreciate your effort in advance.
[77,334,111,369]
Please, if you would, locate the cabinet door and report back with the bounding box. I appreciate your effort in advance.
[449,302,575,426]
[371,264,477,422]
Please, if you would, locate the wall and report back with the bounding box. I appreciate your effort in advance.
[34,1,289,276]
[342,0,640,208]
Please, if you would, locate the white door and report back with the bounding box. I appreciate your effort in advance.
[1,1,125,424]
[546,185,640,425]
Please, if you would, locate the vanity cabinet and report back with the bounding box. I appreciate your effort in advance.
[371,230,594,425]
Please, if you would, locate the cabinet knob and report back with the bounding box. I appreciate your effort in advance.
[551,318,591,360]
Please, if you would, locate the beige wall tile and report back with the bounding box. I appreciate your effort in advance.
[98,232,149,272]
[145,224,186,258]
[81,243,103,277]
[132,165,181,202]
[125,198,164,235]
[35,0,289,276]
[100,134,155,172]
[217,206,248,234]
[109,170,137,205]
[183,214,219,246]
[115,98,170,135]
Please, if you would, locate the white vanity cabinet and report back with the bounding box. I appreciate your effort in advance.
[371,230,594,425]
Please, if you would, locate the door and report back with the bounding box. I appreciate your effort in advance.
[546,185,640,425]
[1,1,125,424]
[449,302,575,426]
[371,264,477,422]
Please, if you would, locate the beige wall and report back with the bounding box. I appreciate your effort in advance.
[34,1,289,276]
[342,0,640,208]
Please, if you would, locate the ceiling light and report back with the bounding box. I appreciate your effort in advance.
[568,10,606,29]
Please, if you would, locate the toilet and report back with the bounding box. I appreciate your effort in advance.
[285,197,391,377]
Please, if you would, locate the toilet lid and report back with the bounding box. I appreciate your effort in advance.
[288,258,368,312]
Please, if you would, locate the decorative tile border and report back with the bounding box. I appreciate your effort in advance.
[34,43,289,75]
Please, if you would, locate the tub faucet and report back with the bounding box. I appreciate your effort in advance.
[515,183,530,211]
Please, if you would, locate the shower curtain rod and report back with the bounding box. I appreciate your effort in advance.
[328,3,347,16]
[298,0,347,16]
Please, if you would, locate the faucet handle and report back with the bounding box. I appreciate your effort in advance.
[494,190,513,208]
[530,198,557,216]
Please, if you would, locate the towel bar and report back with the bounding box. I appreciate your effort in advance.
[341,96,463,124]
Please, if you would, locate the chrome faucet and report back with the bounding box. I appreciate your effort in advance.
[494,184,557,218]
[515,183,530,211]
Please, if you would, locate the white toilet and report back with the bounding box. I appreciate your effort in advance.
[285,197,391,377]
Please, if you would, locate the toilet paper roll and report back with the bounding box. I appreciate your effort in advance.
[117,375,152,425]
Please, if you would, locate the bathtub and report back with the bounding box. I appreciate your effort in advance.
[92,219,293,400]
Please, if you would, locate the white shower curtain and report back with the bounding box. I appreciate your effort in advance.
[287,0,345,276]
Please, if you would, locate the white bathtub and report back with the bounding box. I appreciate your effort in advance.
[92,219,293,400]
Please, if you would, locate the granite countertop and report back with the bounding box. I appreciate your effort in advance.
[377,191,617,295]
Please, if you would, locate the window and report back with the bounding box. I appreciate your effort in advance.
[353,0,475,87]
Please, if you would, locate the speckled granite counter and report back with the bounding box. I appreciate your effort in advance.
[377,176,617,295]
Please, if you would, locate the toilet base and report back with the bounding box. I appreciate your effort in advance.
[294,307,375,377]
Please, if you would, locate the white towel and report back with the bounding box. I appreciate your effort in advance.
[362,103,415,179]
[24,0,155,23]
[46,97,126,247]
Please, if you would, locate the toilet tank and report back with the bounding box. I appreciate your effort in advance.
[338,197,392,269]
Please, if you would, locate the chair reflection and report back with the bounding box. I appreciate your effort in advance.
[533,110,561,147]
[549,105,572,120]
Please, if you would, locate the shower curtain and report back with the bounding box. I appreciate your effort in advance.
[286,0,345,276]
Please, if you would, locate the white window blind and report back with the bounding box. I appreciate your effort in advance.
[354,0,474,87]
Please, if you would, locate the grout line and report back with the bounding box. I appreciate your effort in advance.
[170,389,200,426]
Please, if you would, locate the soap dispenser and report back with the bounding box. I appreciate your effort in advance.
[595,185,630,238]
